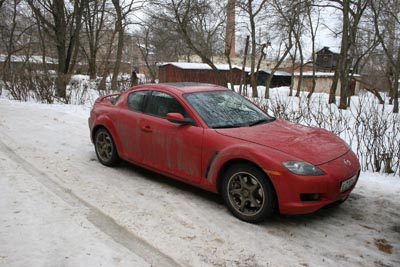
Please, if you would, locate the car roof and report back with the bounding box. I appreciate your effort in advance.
[129,83,229,94]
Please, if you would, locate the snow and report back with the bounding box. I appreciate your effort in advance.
[293,72,361,77]
[159,62,292,75]
[0,54,58,64]
[259,70,292,76]
[0,94,399,267]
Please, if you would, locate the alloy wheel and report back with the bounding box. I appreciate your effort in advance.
[227,172,265,216]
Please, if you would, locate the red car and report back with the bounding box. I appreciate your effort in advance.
[89,83,360,223]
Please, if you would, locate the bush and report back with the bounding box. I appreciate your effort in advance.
[252,89,400,176]
[2,69,55,103]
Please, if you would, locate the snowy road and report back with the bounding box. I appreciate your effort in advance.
[0,99,399,267]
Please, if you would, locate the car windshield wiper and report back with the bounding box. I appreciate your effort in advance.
[249,118,274,126]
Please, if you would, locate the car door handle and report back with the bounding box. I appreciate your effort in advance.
[141,125,153,133]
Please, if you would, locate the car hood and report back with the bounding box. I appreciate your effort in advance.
[215,119,349,165]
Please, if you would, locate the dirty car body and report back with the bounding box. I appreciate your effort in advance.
[89,83,360,223]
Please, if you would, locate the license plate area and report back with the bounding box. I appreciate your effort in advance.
[340,174,358,193]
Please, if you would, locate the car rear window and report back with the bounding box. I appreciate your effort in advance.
[128,91,148,111]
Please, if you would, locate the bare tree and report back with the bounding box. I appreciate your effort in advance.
[134,27,158,82]
[27,0,86,99]
[291,3,307,98]
[1,0,20,81]
[140,11,190,63]
[264,39,293,98]
[110,0,124,91]
[0,0,6,10]
[107,0,140,90]
[98,29,117,91]
[1,1,38,76]
[322,0,368,108]
[81,0,108,79]
[306,1,321,98]
[371,0,399,113]
[270,0,306,97]
[147,0,227,84]
[237,0,269,97]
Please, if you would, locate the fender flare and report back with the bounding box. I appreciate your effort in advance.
[92,114,123,156]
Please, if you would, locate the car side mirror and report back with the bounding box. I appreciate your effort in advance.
[166,113,194,125]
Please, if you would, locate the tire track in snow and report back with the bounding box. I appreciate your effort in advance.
[0,138,185,267]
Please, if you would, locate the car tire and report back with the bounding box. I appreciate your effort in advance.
[222,163,275,223]
[94,128,120,166]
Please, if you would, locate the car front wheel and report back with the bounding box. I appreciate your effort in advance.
[222,164,275,223]
[94,128,120,166]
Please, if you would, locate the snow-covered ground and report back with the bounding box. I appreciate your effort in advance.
[0,98,399,267]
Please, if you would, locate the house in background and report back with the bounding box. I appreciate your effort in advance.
[255,70,291,87]
[0,54,58,73]
[158,62,294,88]
[287,47,361,96]
[292,72,360,96]
[315,47,340,72]
[158,47,361,96]
[158,62,245,86]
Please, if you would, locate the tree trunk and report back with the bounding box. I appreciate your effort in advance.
[338,2,350,110]
[88,52,97,79]
[239,36,249,95]
[248,2,258,97]
[295,39,303,97]
[264,42,292,99]
[111,0,124,91]
[265,76,272,99]
[53,0,68,98]
[393,44,400,113]
[289,48,297,97]
[329,67,339,104]
[99,30,117,92]
[307,4,318,99]
[55,42,67,98]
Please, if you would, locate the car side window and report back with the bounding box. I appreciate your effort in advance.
[145,91,186,118]
[128,91,148,112]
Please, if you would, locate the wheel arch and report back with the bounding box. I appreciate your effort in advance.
[91,124,105,142]
[91,121,122,158]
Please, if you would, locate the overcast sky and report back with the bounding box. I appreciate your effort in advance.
[130,2,343,61]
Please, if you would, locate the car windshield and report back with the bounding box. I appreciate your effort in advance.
[185,90,274,128]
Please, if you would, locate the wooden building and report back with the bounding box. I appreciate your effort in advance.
[315,47,340,72]
[158,62,245,86]
[256,70,292,87]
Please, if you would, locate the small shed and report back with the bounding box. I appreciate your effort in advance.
[293,72,361,95]
[256,70,292,87]
[158,62,245,86]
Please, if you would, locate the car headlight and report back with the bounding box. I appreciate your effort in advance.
[282,161,325,176]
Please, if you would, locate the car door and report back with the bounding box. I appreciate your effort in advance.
[117,90,149,162]
[140,91,204,183]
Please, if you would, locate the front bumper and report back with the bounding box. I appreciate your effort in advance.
[270,150,360,215]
